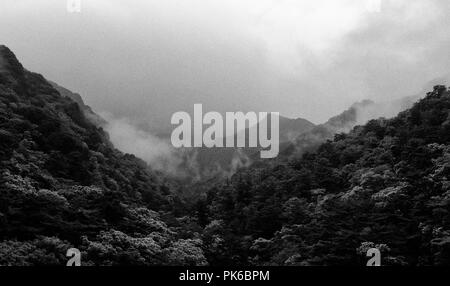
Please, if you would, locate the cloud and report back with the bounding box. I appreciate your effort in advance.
[1,0,449,126]
[102,113,182,175]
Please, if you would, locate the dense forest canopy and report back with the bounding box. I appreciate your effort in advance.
[1,45,449,265]
[197,85,450,266]
[0,45,205,265]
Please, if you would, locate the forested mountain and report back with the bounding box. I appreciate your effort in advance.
[155,114,316,182]
[1,45,449,266]
[0,45,206,265]
[280,96,420,159]
[280,100,382,158]
[196,85,450,266]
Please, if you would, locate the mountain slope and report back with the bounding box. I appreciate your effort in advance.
[155,114,315,183]
[49,80,106,127]
[0,45,206,266]
[198,85,450,266]
[280,96,421,158]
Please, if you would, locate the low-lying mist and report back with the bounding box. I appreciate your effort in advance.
[101,89,430,181]
[102,113,253,180]
[102,113,183,176]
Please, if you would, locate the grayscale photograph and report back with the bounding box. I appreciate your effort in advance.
[0,0,449,280]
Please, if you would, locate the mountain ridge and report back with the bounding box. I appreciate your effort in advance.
[0,45,208,266]
[197,85,450,265]
[2,44,450,266]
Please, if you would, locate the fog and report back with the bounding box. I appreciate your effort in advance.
[1,0,449,128]
[101,113,182,174]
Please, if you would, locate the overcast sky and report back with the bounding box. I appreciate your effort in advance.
[1,0,450,128]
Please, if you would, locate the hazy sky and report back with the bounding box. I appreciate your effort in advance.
[1,0,450,128]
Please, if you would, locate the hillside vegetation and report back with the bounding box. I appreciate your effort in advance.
[1,45,449,266]
[0,45,206,265]
[196,85,450,266]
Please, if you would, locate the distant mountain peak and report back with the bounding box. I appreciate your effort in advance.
[350,99,375,109]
